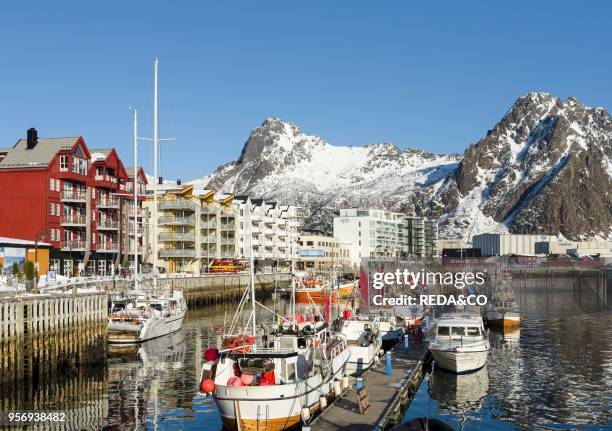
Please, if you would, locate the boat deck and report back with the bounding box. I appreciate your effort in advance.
[309,340,428,431]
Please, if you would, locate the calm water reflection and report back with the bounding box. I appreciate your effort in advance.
[1,276,609,430]
[403,276,611,431]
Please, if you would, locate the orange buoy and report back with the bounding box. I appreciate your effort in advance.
[200,379,216,393]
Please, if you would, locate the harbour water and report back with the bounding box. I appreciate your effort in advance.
[402,276,611,431]
[0,275,609,430]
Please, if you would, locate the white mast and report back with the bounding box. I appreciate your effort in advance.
[290,217,296,331]
[249,200,257,346]
[153,58,159,290]
[132,108,139,290]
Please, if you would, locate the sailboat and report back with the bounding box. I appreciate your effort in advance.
[108,59,187,344]
[199,217,350,430]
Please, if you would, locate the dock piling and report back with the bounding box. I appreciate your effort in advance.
[386,351,392,376]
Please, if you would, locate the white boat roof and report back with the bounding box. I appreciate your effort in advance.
[437,313,483,326]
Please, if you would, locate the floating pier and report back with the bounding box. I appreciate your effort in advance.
[311,341,429,431]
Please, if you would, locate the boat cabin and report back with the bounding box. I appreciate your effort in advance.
[435,314,485,341]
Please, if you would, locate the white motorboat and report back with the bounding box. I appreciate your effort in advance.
[202,322,350,431]
[108,290,186,344]
[429,313,489,374]
[339,316,383,375]
[377,314,405,348]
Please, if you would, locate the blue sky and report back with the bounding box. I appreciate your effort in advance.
[1,1,611,180]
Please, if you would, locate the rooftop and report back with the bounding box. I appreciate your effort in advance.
[0,137,80,169]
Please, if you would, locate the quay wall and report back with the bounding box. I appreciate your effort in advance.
[99,273,291,305]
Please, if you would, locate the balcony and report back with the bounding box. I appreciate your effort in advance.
[159,232,196,242]
[97,242,119,253]
[159,198,196,211]
[159,249,196,258]
[122,245,144,255]
[159,215,195,225]
[220,222,236,230]
[61,190,87,203]
[61,215,87,226]
[97,219,119,230]
[201,221,217,229]
[61,240,86,251]
[128,223,145,235]
[220,237,236,245]
[220,251,236,258]
[200,235,217,243]
[125,206,147,218]
[97,196,119,208]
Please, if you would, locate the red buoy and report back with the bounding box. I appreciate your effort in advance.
[200,379,216,393]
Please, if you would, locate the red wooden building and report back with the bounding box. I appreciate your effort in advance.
[0,128,148,276]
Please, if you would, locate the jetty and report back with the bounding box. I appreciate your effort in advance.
[311,341,430,431]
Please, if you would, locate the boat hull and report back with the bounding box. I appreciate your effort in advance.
[430,348,488,374]
[215,348,349,431]
[294,290,338,303]
[346,339,382,375]
[486,311,520,328]
[108,310,186,344]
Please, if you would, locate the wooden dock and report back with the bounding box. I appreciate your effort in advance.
[310,341,429,431]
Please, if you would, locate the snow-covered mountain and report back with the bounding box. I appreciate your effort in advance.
[190,93,612,240]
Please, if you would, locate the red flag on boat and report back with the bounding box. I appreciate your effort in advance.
[358,266,369,311]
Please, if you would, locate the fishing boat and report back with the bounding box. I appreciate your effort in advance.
[108,290,187,344]
[338,279,358,298]
[486,276,521,328]
[201,321,350,431]
[429,313,489,374]
[199,213,350,431]
[294,273,339,303]
[338,313,383,375]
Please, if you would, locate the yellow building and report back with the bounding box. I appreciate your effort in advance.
[144,185,237,274]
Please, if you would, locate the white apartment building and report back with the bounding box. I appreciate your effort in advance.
[333,209,439,266]
[233,196,305,269]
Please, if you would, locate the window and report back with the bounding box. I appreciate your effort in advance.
[466,327,480,336]
[79,159,87,175]
[438,327,450,336]
[50,178,54,191]
[451,327,465,336]
[49,229,54,241]
[59,155,68,172]
[72,157,79,173]
[56,179,60,190]
[55,229,60,240]
[50,203,55,216]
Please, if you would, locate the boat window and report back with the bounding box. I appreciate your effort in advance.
[150,303,163,312]
[286,363,296,382]
[437,326,450,336]
[451,327,465,336]
[297,337,307,349]
[466,327,480,336]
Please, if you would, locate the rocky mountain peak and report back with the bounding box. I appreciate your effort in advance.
[193,93,611,241]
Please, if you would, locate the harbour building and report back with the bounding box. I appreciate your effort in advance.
[472,233,558,256]
[296,231,353,272]
[0,128,148,277]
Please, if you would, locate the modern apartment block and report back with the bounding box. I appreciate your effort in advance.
[406,216,438,257]
[0,129,148,276]
[333,208,438,266]
[232,196,305,269]
[146,185,237,273]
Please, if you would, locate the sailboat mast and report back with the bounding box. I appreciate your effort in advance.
[290,221,296,331]
[133,108,139,290]
[249,202,257,346]
[153,58,159,291]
